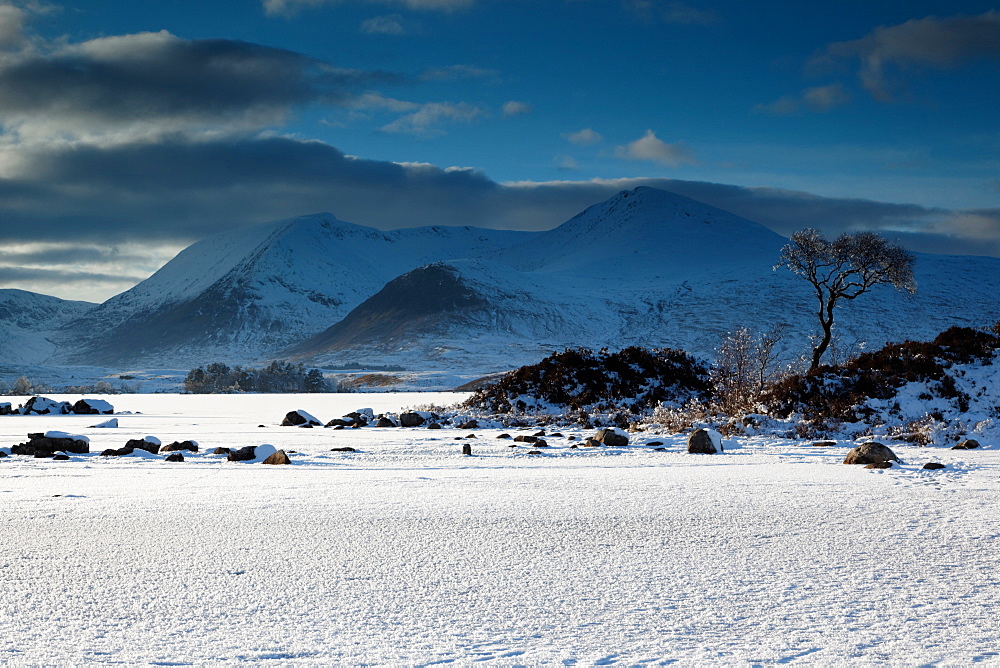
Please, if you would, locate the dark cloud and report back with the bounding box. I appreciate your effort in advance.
[816,10,1000,101]
[0,265,139,285]
[0,31,395,132]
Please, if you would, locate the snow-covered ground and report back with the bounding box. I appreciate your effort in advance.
[3,394,999,665]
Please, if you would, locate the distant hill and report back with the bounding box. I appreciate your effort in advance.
[7,187,1000,376]
[52,214,529,367]
[0,289,96,365]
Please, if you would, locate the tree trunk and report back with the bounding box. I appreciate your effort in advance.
[810,296,837,370]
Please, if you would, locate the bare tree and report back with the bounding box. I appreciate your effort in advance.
[712,325,786,415]
[776,228,916,370]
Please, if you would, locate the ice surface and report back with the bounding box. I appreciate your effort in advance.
[2,393,999,665]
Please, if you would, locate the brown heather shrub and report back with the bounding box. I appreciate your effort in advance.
[762,325,1000,427]
[464,346,711,415]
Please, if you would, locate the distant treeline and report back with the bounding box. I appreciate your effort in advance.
[184,361,329,394]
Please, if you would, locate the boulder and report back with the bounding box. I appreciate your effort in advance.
[160,440,199,453]
[400,412,426,427]
[514,435,538,443]
[0,402,12,415]
[100,447,133,457]
[164,453,185,462]
[213,447,231,455]
[281,410,321,427]
[325,419,353,427]
[923,462,946,470]
[126,437,161,454]
[330,446,358,452]
[13,431,90,456]
[0,451,7,458]
[953,439,981,450]
[52,454,70,461]
[583,438,602,447]
[594,428,629,447]
[375,417,397,428]
[533,439,549,448]
[533,430,546,437]
[865,461,893,469]
[90,418,118,428]
[496,433,511,439]
[526,449,542,455]
[687,428,723,454]
[227,446,257,462]
[427,423,442,430]
[262,450,292,465]
[461,443,472,456]
[71,398,114,415]
[812,441,836,447]
[458,419,479,430]
[844,442,899,465]
[21,396,72,415]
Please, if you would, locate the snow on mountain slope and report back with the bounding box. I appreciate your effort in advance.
[292,188,1000,375]
[55,214,530,367]
[0,289,96,365]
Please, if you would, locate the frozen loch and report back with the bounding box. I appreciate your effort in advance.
[2,393,999,665]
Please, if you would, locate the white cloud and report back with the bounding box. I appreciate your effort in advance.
[563,128,603,146]
[360,14,405,34]
[0,3,27,50]
[554,155,580,171]
[501,100,532,117]
[614,130,695,167]
[380,101,486,135]
[754,83,851,115]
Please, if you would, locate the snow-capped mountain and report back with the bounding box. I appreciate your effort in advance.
[289,188,1000,373]
[54,213,530,366]
[0,289,96,365]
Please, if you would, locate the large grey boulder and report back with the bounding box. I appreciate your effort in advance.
[844,442,899,465]
[687,428,722,454]
[594,428,629,447]
[399,412,426,427]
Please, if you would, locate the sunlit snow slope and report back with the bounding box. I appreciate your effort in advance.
[54,214,529,367]
[0,289,96,365]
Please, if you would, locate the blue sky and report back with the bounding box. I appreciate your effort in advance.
[0,0,998,301]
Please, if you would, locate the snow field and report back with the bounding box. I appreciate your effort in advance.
[2,393,1000,665]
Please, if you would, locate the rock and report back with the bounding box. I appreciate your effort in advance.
[164,453,185,462]
[533,430,546,437]
[687,428,722,454]
[299,423,313,429]
[325,418,353,427]
[496,433,511,439]
[594,428,629,447]
[0,402,12,415]
[281,410,321,427]
[399,412,426,427]
[0,451,7,458]
[864,461,893,469]
[646,441,664,447]
[923,462,946,470]
[160,440,199,453]
[812,441,837,447]
[213,447,231,455]
[466,434,477,439]
[330,447,358,452]
[126,437,160,454]
[569,443,578,449]
[549,432,563,438]
[101,447,134,457]
[21,396,71,415]
[458,419,479,430]
[533,439,549,448]
[341,412,369,427]
[52,454,70,461]
[375,417,397,428]
[12,432,90,456]
[567,435,577,441]
[461,443,472,456]
[90,418,118,428]
[427,423,442,429]
[955,439,981,450]
[514,435,538,443]
[844,442,899,465]
[262,450,291,465]
[333,425,345,430]
[583,438,602,447]
[526,449,542,455]
[71,398,114,415]
[227,446,257,462]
